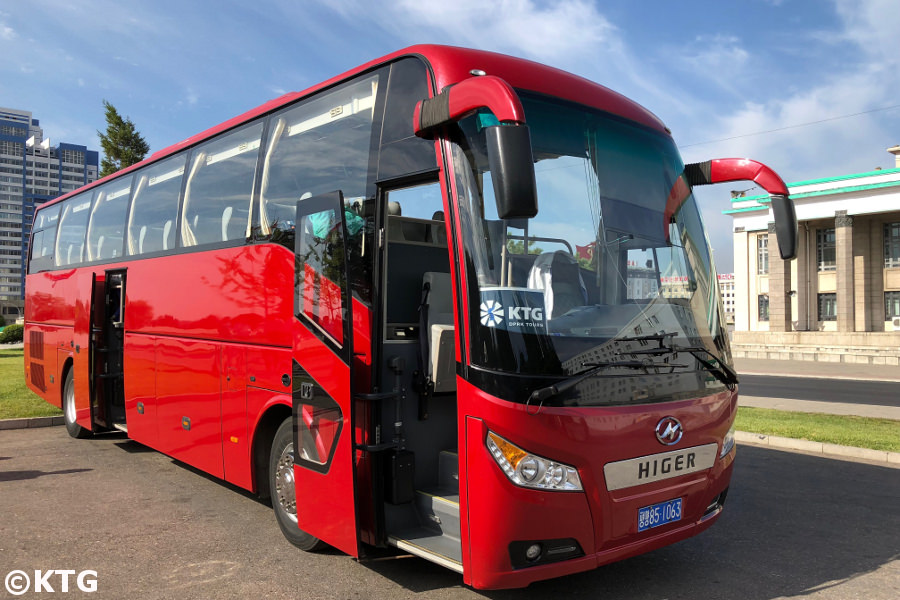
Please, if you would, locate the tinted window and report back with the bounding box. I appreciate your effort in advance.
[377,57,436,180]
[259,74,379,237]
[86,176,132,261]
[181,122,263,247]
[127,154,186,255]
[55,193,92,267]
[29,205,60,273]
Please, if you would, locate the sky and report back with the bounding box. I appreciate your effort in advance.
[2,0,899,271]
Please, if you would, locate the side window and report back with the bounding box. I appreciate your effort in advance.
[181,122,263,247]
[29,205,60,273]
[259,74,379,238]
[127,154,186,255]
[86,176,132,262]
[55,193,92,267]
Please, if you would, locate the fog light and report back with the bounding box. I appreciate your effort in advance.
[525,543,542,562]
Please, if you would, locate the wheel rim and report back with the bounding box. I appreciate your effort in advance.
[64,376,76,424]
[274,442,297,524]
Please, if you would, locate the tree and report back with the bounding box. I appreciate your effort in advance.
[97,100,149,178]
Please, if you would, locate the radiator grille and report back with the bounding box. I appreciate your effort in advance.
[30,362,47,392]
[30,330,44,360]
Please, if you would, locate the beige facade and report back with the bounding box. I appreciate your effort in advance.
[727,149,900,363]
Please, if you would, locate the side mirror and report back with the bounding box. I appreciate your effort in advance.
[413,75,539,220]
[769,194,798,260]
[685,158,798,259]
[485,125,538,219]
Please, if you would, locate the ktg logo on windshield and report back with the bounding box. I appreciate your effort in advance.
[479,289,547,333]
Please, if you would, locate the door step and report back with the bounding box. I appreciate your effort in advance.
[388,528,463,573]
[112,423,128,433]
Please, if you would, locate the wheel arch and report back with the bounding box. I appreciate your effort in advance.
[250,400,292,500]
[60,355,74,405]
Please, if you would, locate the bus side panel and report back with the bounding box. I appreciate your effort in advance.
[72,269,94,431]
[221,343,252,490]
[25,269,77,325]
[125,246,292,348]
[123,333,159,449]
[155,337,225,479]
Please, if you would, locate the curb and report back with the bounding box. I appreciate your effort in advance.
[736,431,900,466]
[0,416,64,430]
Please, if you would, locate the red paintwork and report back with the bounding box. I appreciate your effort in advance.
[708,158,790,197]
[456,378,736,589]
[413,75,526,135]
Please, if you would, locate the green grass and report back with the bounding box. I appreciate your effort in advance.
[736,406,900,452]
[0,347,62,420]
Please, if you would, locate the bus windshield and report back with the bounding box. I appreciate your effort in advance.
[452,93,731,405]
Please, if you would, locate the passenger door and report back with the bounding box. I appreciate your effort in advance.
[292,191,359,557]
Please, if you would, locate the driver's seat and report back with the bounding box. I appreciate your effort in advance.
[527,250,587,318]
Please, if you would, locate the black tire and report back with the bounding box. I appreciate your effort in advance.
[269,417,325,551]
[62,369,91,439]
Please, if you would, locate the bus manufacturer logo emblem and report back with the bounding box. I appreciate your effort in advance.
[655,417,683,446]
[480,300,503,327]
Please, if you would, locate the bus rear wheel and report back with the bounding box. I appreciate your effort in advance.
[269,417,325,551]
[62,369,91,439]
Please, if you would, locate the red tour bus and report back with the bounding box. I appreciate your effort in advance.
[24,45,797,589]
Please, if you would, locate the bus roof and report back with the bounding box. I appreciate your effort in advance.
[40,45,668,211]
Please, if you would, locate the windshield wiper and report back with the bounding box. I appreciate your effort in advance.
[615,332,739,390]
[527,359,685,405]
[672,346,739,390]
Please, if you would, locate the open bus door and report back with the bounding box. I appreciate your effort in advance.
[291,191,360,557]
[88,269,127,433]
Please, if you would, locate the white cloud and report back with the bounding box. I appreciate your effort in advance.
[0,23,15,40]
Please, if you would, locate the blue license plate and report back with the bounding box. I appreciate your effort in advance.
[638,498,683,531]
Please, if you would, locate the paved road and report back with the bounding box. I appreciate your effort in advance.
[740,374,900,407]
[1,428,898,599]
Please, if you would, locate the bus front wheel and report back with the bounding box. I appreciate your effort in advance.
[62,369,91,439]
[269,417,325,551]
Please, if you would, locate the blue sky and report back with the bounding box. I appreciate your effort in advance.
[2,0,899,271]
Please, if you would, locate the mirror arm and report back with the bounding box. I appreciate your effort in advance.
[684,158,789,197]
[413,76,526,138]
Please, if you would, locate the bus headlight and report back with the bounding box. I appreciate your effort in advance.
[486,431,582,491]
[720,422,736,458]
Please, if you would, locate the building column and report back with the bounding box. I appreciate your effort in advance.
[835,210,854,332]
[733,227,750,331]
[853,217,872,331]
[768,222,792,332]
[795,223,809,330]
[867,219,886,329]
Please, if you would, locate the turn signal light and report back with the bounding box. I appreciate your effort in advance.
[486,431,582,491]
